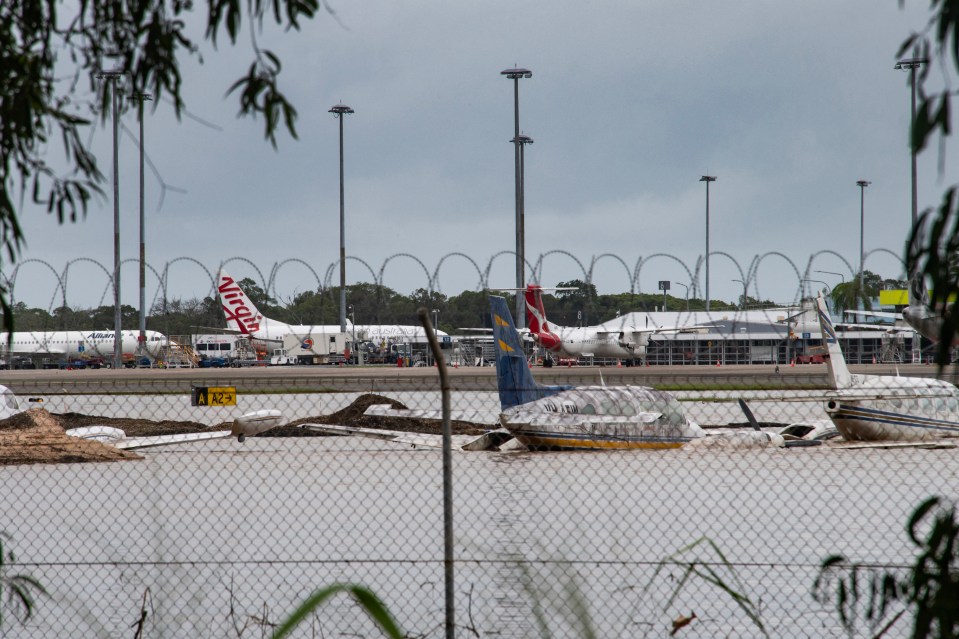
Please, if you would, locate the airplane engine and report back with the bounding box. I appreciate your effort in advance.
[231,409,285,442]
[535,331,562,352]
[617,333,636,352]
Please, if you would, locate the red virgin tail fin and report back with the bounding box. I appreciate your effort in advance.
[217,269,263,335]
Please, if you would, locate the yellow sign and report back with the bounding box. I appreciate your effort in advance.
[191,386,237,407]
[879,288,956,305]
[879,289,910,306]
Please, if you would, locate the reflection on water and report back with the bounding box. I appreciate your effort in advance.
[0,434,949,637]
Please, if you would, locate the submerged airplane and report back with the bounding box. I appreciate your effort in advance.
[844,277,959,347]
[815,290,959,441]
[491,293,708,449]
[66,409,286,447]
[0,329,169,363]
[523,285,709,365]
[217,269,448,344]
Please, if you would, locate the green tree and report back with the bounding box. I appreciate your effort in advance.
[0,1,323,333]
[829,270,882,314]
[554,279,597,325]
[149,297,219,336]
[444,290,491,331]
[7,303,55,331]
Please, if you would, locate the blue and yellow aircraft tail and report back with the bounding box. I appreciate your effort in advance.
[489,295,569,410]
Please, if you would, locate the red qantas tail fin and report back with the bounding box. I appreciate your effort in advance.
[524,285,563,352]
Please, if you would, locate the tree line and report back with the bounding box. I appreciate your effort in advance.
[9,278,747,337]
[11,271,909,338]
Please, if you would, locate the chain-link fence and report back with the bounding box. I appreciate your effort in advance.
[1,354,957,638]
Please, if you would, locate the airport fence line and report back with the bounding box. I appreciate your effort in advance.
[0,368,956,638]
[8,249,906,315]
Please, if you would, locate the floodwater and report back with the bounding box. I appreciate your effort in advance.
[2,421,955,638]
[36,388,827,427]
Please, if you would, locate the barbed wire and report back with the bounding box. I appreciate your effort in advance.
[6,248,908,313]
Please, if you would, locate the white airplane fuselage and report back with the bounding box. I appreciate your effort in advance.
[217,269,447,344]
[542,324,648,360]
[0,329,168,361]
[824,374,959,441]
[815,292,959,441]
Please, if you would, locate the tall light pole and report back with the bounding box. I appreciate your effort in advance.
[98,70,123,369]
[514,133,533,309]
[700,175,717,311]
[131,92,152,360]
[675,282,689,311]
[801,278,829,299]
[815,270,844,284]
[857,180,871,301]
[329,103,354,334]
[502,67,532,329]
[732,278,747,310]
[895,57,927,228]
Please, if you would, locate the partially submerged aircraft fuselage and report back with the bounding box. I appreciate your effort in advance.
[816,291,959,442]
[500,385,705,450]
[824,376,959,442]
[492,293,705,450]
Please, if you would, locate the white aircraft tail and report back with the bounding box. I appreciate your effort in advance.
[815,291,854,389]
[217,269,265,335]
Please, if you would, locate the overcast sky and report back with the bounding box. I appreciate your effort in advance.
[11,1,954,316]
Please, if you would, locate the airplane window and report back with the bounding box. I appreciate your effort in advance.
[581,404,596,415]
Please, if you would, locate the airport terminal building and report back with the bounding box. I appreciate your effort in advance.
[543,300,925,367]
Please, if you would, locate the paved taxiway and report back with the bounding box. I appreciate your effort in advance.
[0,362,955,395]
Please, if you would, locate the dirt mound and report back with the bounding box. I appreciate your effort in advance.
[0,409,140,466]
[56,413,215,437]
[0,394,492,464]
[282,393,487,437]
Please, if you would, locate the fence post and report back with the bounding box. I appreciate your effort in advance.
[418,308,455,638]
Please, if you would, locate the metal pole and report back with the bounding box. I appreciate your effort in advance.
[416,308,454,639]
[502,68,531,329]
[134,93,152,360]
[676,282,689,311]
[513,79,521,329]
[857,180,870,301]
[733,278,746,310]
[338,116,346,334]
[700,176,716,311]
[514,134,534,323]
[113,78,121,369]
[895,57,926,228]
[910,66,918,228]
[329,104,354,334]
[97,72,123,369]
